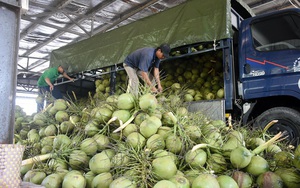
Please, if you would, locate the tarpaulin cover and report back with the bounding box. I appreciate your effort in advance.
[50,0,233,73]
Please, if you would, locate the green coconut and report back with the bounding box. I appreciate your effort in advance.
[93,134,110,151]
[217,175,238,188]
[169,175,190,188]
[48,158,68,170]
[112,110,131,125]
[123,123,138,137]
[152,157,177,180]
[80,138,98,156]
[85,120,100,137]
[44,124,57,136]
[232,171,252,188]
[185,149,207,169]
[230,146,252,169]
[41,173,63,188]
[53,134,71,150]
[247,137,265,150]
[33,112,47,126]
[27,131,40,143]
[139,93,158,112]
[69,150,89,170]
[23,170,46,185]
[70,115,80,125]
[153,149,175,161]
[146,134,165,152]
[92,172,113,188]
[153,180,177,188]
[89,152,111,174]
[117,93,135,110]
[126,132,146,149]
[109,176,137,188]
[245,155,269,176]
[60,120,75,134]
[55,110,69,123]
[20,163,33,177]
[53,99,68,111]
[90,106,113,124]
[192,174,220,188]
[84,171,95,188]
[256,171,283,188]
[274,151,294,168]
[139,116,162,138]
[165,135,182,154]
[102,149,116,159]
[275,168,300,188]
[134,112,150,125]
[184,169,201,185]
[185,125,202,143]
[157,126,172,139]
[62,170,86,188]
[41,145,53,154]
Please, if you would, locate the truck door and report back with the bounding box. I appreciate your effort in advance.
[240,9,300,100]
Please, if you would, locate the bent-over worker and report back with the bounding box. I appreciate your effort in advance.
[123,43,171,96]
[37,65,74,111]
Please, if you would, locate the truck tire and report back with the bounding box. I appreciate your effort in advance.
[254,107,300,145]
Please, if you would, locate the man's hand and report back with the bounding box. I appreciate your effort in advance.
[49,84,54,91]
[151,87,158,93]
[157,85,163,93]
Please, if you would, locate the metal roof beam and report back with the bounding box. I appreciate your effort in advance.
[21,0,117,57]
[20,0,73,39]
[21,16,86,37]
[93,0,160,34]
[27,1,111,23]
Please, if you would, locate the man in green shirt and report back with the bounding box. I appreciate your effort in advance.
[37,65,74,111]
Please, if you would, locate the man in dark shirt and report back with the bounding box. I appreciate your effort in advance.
[123,43,171,96]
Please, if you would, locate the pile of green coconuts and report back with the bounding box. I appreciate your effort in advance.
[13,47,299,188]
[15,85,300,188]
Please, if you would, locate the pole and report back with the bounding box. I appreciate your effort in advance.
[0,1,21,144]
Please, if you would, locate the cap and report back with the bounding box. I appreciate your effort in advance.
[160,43,171,58]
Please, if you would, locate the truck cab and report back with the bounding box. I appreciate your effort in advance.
[236,8,300,144]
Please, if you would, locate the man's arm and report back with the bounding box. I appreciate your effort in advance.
[44,77,54,91]
[153,67,162,92]
[140,71,157,92]
[62,72,74,82]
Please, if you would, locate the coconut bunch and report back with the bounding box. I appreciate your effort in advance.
[16,89,300,188]
[94,68,128,98]
[160,50,224,102]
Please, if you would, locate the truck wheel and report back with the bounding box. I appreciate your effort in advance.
[254,107,300,145]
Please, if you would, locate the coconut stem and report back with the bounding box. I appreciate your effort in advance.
[22,153,53,166]
[113,111,139,133]
[167,112,178,124]
[106,116,118,125]
[262,120,278,134]
[192,144,208,152]
[252,132,284,155]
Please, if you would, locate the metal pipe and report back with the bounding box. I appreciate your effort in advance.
[0,1,21,144]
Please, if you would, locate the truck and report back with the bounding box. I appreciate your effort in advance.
[50,0,300,145]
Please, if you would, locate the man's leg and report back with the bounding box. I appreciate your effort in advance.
[123,63,139,96]
[51,87,63,99]
[37,87,49,112]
